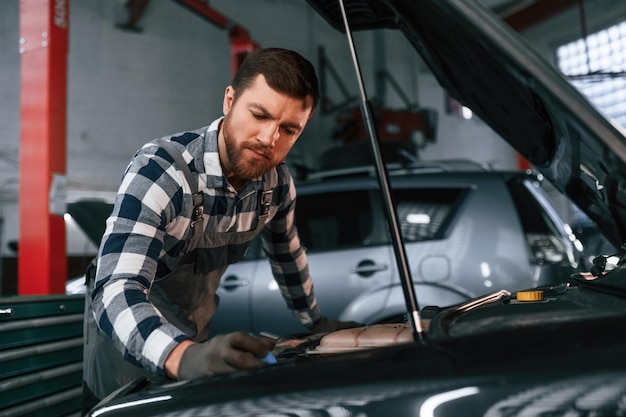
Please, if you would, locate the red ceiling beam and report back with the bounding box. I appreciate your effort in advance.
[504,0,580,31]
[18,0,69,295]
[118,1,260,75]
[173,0,259,76]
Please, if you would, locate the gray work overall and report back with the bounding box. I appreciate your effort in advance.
[82,139,273,407]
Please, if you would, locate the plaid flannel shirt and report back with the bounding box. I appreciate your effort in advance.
[91,118,321,376]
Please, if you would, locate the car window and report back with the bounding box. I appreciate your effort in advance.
[506,178,562,237]
[506,177,577,266]
[295,190,374,252]
[392,188,468,242]
[295,187,468,254]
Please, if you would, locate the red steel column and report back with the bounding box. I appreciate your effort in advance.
[18,0,69,295]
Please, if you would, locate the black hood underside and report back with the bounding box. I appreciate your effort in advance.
[306,0,626,247]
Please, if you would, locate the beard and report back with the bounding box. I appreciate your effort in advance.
[222,114,276,180]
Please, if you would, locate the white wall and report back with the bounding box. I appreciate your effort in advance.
[0,0,620,257]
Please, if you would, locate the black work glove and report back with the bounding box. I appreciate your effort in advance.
[178,332,276,380]
[308,316,363,334]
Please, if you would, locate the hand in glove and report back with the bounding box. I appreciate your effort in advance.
[308,316,362,334]
[177,332,276,380]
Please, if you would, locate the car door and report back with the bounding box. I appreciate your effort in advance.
[248,188,395,336]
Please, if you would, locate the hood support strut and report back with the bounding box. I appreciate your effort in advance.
[338,0,424,342]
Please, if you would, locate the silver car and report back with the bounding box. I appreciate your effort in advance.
[210,161,583,336]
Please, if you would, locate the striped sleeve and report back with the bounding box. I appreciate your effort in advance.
[91,142,193,376]
[262,165,322,327]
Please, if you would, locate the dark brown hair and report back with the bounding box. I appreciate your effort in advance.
[231,47,319,114]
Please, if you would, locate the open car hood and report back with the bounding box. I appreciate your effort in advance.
[306,0,626,248]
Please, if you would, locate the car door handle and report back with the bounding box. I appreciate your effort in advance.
[220,275,250,291]
[350,260,389,278]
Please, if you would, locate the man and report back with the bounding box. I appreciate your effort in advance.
[82,48,358,412]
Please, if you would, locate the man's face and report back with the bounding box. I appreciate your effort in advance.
[219,74,314,181]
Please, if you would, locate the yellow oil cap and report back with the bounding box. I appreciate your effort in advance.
[516,290,544,302]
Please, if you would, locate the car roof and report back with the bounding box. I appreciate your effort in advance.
[305,0,626,248]
[304,159,509,181]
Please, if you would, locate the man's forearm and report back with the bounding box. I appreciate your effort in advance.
[164,340,195,379]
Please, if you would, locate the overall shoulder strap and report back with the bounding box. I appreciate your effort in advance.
[156,139,204,228]
[258,167,277,221]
